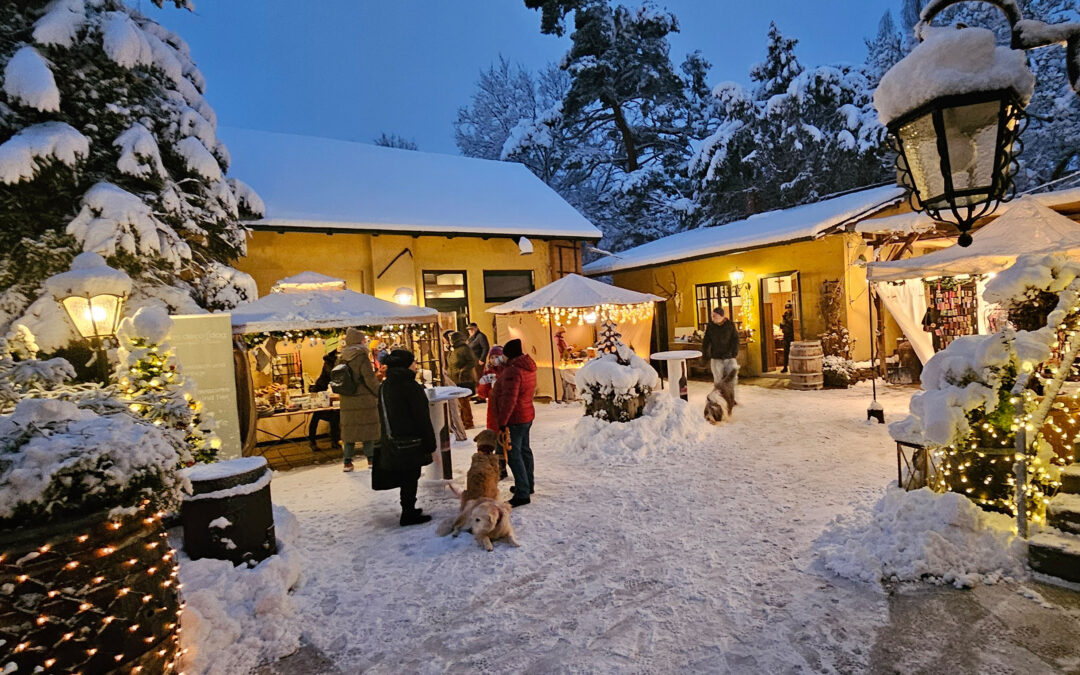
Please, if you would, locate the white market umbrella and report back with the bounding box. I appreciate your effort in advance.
[487,273,662,314]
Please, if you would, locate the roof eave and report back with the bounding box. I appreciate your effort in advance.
[244,220,602,242]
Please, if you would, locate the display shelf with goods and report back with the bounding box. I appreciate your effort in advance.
[923,278,979,352]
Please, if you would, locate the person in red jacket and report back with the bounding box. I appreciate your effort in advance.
[490,338,537,507]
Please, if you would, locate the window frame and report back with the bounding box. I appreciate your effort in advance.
[482,269,535,303]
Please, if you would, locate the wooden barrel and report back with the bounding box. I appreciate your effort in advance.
[180,457,276,566]
[788,340,824,390]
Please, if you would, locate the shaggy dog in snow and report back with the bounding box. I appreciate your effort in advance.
[452,498,520,551]
[437,430,502,537]
[703,368,737,424]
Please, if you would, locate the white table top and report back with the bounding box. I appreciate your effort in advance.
[651,350,702,361]
[425,386,473,404]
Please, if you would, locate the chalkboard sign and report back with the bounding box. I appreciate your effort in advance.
[170,314,242,459]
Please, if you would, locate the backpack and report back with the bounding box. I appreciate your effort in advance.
[329,362,359,396]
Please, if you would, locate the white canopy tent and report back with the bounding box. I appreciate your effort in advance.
[865,198,1080,364]
[487,274,663,401]
[228,273,437,334]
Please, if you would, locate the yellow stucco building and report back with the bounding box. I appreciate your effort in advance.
[224,128,601,333]
[584,185,908,376]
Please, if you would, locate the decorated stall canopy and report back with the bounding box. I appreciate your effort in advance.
[222,273,439,459]
[228,272,437,334]
[488,274,662,401]
[866,198,1080,364]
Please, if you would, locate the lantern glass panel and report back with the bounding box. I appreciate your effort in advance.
[61,294,122,340]
[898,112,945,206]
[942,99,1002,204]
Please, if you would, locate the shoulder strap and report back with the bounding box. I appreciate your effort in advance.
[379,385,396,441]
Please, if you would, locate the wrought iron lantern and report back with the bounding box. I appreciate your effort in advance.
[58,291,125,342]
[881,0,1080,247]
[729,267,745,285]
[889,89,1027,247]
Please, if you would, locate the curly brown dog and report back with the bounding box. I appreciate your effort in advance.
[457,498,520,551]
[437,430,502,537]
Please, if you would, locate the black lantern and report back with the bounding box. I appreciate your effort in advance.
[889,88,1027,247]
[882,0,1080,247]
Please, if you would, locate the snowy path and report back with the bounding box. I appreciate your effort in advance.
[268,381,915,673]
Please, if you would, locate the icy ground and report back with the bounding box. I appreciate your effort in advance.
[258,381,1080,674]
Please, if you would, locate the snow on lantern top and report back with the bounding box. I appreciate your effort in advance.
[271,271,347,294]
[874,26,1035,126]
[44,251,132,300]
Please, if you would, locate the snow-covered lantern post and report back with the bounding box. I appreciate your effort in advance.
[874,0,1080,247]
[46,252,131,380]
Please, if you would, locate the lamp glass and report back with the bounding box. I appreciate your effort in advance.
[61,294,123,340]
[729,268,745,285]
[393,287,415,305]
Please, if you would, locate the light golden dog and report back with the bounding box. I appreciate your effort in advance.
[437,432,502,538]
[456,498,520,551]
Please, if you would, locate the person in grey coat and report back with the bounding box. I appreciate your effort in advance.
[338,327,379,472]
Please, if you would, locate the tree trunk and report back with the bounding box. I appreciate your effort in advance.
[606,99,639,172]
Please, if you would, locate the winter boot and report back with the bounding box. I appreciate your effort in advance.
[508,494,530,508]
[400,509,432,526]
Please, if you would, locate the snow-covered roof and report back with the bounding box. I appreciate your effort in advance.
[227,285,437,334]
[221,127,602,241]
[487,274,662,314]
[583,185,905,276]
[271,272,346,293]
[867,197,1080,282]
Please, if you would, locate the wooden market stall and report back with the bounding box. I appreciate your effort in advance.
[866,197,1080,364]
[227,272,439,458]
[487,273,662,402]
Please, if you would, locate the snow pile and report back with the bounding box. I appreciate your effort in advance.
[43,250,132,299]
[33,0,86,48]
[814,487,1026,588]
[890,254,1080,446]
[576,346,660,401]
[114,123,166,179]
[0,398,182,524]
[66,182,192,268]
[875,26,1035,125]
[2,45,60,112]
[178,504,304,675]
[0,121,90,184]
[566,393,708,464]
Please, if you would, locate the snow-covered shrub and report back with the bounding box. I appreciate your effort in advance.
[891,254,1080,515]
[115,306,220,464]
[0,398,182,528]
[815,487,1025,588]
[822,355,856,388]
[576,321,660,422]
[567,394,708,464]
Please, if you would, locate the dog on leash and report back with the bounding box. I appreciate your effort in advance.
[437,429,502,537]
[457,497,520,551]
[703,368,737,425]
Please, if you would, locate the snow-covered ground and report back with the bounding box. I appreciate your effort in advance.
[226,380,1077,673]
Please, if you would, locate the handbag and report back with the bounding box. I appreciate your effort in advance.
[377,386,432,472]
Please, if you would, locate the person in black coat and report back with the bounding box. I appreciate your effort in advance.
[374,349,436,526]
[701,306,740,413]
[307,349,341,452]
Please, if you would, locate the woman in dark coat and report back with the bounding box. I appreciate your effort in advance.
[375,349,436,526]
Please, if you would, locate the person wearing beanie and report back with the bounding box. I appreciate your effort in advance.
[490,338,537,507]
[374,349,436,526]
[337,328,379,472]
[447,330,480,429]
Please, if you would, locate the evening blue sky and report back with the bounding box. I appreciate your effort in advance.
[145,1,898,155]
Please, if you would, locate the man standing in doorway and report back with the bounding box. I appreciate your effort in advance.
[702,306,739,413]
[780,302,795,373]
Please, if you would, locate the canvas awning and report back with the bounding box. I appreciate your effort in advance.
[227,273,437,333]
[866,197,1080,282]
[487,273,662,314]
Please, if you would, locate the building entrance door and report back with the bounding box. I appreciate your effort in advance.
[759,271,801,372]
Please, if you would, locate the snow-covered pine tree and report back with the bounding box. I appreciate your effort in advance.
[373,133,418,150]
[749,22,804,100]
[865,10,905,85]
[0,0,261,355]
[114,305,219,465]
